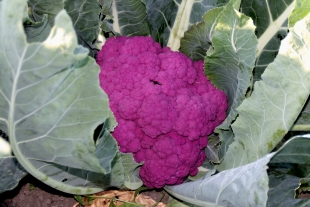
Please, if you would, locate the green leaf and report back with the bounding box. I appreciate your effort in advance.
[28,0,64,25]
[205,134,220,164]
[217,128,234,162]
[204,1,257,130]
[217,13,310,171]
[64,0,101,57]
[0,0,119,194]
[0,156,27,194]
[122,154,143,190]
[167,196,198,207]
[24,1,60,43]
[84,129,124,190]
[289,2,310,131]
[22,2,52,43]
[23,14,52,43]
[188,168,215,182]
[74,195,85,206]
[241,0,295,81]
[165,135,310,206]
[95,125,118,173]
[267,135,310,206]
[165,153,272,207]
[133,186,148,201]
[99,0,113,15]
[291,96,310,130]
[27,0,101,56]
[242,0,310,137]
[267,173,310,206]
[103,0,150,36]
[298,177,310,193]
[109,199,117,207]
[270,136,310,165]
[144,0,229,50]
[179,7,223,61]
[289,0,310,28]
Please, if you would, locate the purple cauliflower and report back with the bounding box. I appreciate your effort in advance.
[97,36,227,188]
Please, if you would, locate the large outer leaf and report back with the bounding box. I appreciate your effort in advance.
[268,173,310,206]
[0,156,27,194]
[289,1,310,131]
[0,0,119,194]
[64,0,101,57]
[143,0,228,50]
[217,13,310,171]
[270,136,310,165]
[164,135,310,207]
[267,135,310,206]
[240,0,295,81]
[165,153,272,207]
[240,0,310,141]
[204,1,257,129]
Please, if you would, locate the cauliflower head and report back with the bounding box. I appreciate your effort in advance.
[97,36,227,188]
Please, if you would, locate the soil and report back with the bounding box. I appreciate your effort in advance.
[0,175,78,207]
[0,175,169,207]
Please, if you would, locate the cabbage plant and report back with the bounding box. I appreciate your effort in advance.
[1,0,310,206]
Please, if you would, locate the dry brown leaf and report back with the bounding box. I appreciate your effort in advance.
[136,194,166,207]
[83,190,134,207]
[73,190,166,207]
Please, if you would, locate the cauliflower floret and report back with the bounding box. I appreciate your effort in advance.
[97,36,227,188]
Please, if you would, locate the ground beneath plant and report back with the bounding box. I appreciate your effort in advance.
[0,175,169,207]
[2,175,310,207]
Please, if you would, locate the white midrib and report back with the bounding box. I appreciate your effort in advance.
[231,19,237,52]
[167,0,195,51]
[9,48,26,145]
[112,0,121,34]
[8,46,28,171]
[256,1,295,58]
